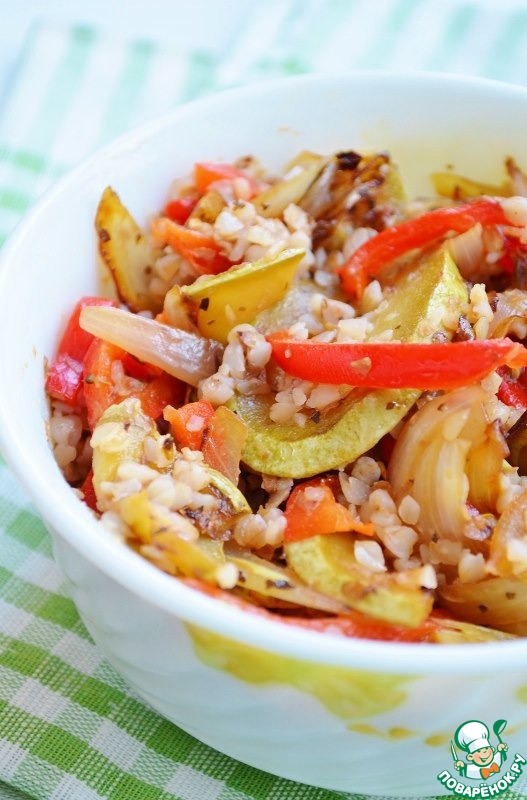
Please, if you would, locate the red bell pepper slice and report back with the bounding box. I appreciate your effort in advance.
[45,296,118,406]
[200,407,247,484]
[79,469,98,512]
[151,217,232,275]
[56,296,118,362]
[164,195,199,224]
[268,333,527,391]
[164,399,215,451]
[138,372,186,422]
[496,367,527,408]
[499,232,527,279]
[339,198,509,298]
[120,352,163,381]
[45,354,85,406]
[194,162,259,197]
[164,401,247,482]
[83,339,121,428]
[284,475,374,543]
[83,339,185,429]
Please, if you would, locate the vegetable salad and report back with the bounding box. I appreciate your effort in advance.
[46,149,527,644]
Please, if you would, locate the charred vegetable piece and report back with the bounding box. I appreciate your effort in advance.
[232,245,468,478]
[164,399,215,450]
[96,187,165,313]
[164,401,248,484]
[119,491,228,583]
[285,532,434,627]
[507,411,527,474]
[300,151,405,251]
[439,570,527,635]
[92,413,251,585]
[194,468,251,538]
[181,248,305,344]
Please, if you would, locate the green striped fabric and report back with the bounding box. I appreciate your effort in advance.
[2,2,527,799]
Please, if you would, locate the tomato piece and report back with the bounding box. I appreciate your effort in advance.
[268,333,527,391]
[338,199,508,298]
[284,475,374,543]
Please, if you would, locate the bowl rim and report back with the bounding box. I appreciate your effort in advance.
[2,69,527,675]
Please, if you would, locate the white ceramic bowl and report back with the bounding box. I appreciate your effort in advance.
[2,73,527,798]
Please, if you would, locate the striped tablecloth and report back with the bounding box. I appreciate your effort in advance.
[2,2,527,799]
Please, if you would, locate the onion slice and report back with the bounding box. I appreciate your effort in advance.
[439,571,527,633]
[387,385,492,542]
[80,305,222,386]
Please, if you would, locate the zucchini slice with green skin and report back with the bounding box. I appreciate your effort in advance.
[181,248,305,344]
[232,245,468,478]
[285,532,433,628]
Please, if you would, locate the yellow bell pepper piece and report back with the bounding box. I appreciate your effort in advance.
[181,248,305,343]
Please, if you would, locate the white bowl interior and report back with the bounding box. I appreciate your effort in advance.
[2,72,527,673]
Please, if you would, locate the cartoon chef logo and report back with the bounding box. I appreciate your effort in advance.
[438,719,526,797]
[452,720,508,780]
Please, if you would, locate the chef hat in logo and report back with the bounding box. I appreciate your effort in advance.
[455,720,491,754]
